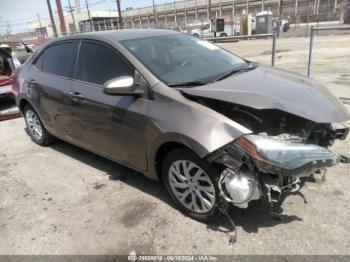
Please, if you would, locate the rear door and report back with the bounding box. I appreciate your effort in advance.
[64,40,148,171]
[28,41,77,137]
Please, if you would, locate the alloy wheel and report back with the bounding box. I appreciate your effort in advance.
[168,160,216,214]
[25,109,43,141]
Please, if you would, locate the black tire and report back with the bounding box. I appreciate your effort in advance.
[220,33,227,37]
[193,33,199,37]
[23,104,56,146]
[162,148,223,222]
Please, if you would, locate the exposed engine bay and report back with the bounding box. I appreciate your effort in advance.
[189,96,349,211]
[194,96,349,147]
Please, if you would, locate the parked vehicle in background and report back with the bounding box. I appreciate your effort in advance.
[191,21,239,37]
[0,47,20,100]
[14,30,350,222]
[0,47,22,121]
[0,42,33,64]
[169,25,187,33]
[272,18,290,33]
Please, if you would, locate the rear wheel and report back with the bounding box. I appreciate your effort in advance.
[23,105,55,146]
[220,33,227,37]
[162,148,222,222]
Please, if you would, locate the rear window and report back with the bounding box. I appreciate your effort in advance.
[40,42,75,78]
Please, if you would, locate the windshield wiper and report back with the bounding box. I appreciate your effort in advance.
[167,81,209,87]
[213,63,257,82]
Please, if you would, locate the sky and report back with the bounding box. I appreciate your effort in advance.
[0,0,173,34]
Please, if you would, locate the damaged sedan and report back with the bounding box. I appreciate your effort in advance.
[14,30,350,222]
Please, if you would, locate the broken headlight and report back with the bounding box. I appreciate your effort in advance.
[234,134,339,176]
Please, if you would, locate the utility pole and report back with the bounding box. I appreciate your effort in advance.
[67,0,78,33]
[55,0,67,35]
[85,0,93,31]
[152,0,158,27]
[116,0,122,29]
[279,0,284,18]
[46,0,58,37]
[37,13,43,38]
[7,21,12,34]
[37,13,42,28]
[208,0,211,19]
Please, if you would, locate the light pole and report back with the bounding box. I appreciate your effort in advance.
[116,0,123,29]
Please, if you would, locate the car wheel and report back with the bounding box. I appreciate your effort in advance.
[193,33,199,37]
[23,104,55,146]
[162,148,222,222]
[220,33,227,37]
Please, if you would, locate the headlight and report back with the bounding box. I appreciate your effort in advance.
[234,134,339,176]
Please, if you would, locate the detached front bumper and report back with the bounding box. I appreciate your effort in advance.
[208,133,346,209]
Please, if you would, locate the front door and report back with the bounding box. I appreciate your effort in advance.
[64,40,148,171]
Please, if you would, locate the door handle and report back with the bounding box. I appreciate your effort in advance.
[67,91,84,102]
[28,79,36,84]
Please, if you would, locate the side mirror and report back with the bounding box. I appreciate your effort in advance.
[103,76,136,95]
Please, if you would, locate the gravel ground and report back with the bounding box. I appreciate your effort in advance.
[0,35,350,255]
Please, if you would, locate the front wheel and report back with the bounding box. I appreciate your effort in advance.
[162,148,222,222]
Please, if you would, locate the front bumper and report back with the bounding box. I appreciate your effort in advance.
[209,134,346,209]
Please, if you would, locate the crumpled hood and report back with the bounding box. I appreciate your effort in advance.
[177,65,350,123]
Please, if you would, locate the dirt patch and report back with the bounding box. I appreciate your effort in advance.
[119,199,156,228]
[93,183,106,190]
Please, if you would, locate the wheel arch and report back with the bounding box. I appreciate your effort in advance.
[154,141,190,181]
[18,98,31,114]
[151,133,209,181]
[18,98,48,130]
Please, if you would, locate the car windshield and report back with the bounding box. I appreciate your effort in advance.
[121,34,247,86]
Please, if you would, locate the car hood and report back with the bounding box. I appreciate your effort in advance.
[177,65,350,123]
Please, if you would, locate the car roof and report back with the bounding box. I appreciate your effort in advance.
[53,29,181,43]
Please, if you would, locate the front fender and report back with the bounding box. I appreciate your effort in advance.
[144,83,252,179]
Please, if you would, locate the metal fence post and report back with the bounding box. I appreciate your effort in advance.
[307,26,314,77]
[272,31,276,66]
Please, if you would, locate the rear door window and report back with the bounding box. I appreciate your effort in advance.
[77,41,133,85]
[41,42,75,78]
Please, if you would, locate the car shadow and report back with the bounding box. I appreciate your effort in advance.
[46,138,304,235]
